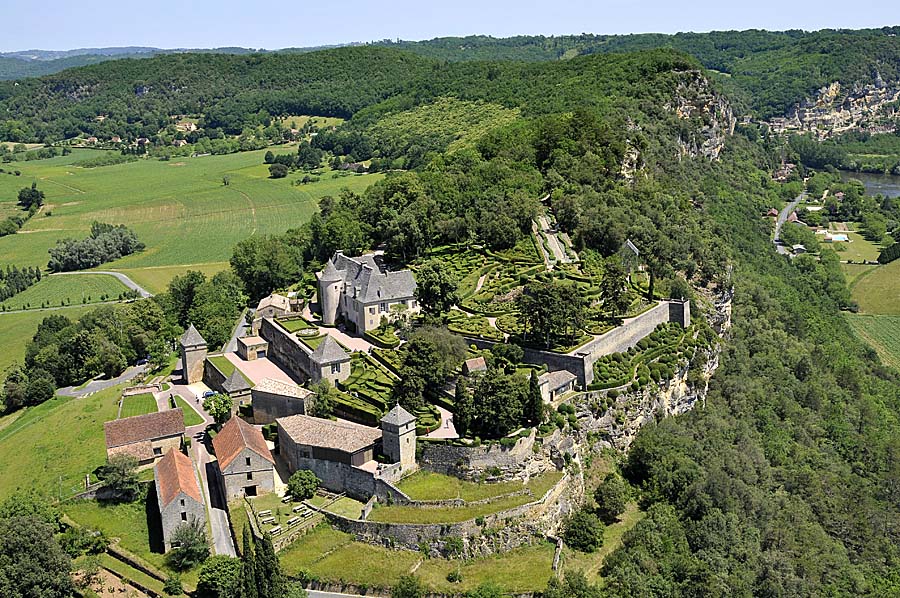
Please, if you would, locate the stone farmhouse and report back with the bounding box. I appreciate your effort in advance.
[277,405,416,501]
[104,410,185,467]
[317,251,418,333]
[154,448,205,552]
[258,318,351,384]
[251,377,314,425]
[253,293,300,333]
[179,324,207,384]
[538,370,577,403]
[212,416,275,499]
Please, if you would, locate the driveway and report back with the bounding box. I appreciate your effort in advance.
[222,352,300,385]
[50,271,153,298]
[57,365,148,397]
[225,309,252,353]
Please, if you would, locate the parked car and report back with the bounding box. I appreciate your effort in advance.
[202,390,216,398]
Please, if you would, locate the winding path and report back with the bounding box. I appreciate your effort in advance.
[774,193,805,255]
[50,271,153,298]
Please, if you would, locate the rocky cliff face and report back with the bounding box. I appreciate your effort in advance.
[766,75,900,139]
[666,71,736,161]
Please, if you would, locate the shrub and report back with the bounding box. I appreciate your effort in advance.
[287,470,320,500]
[163,574,183,596]
[594,473,629,524]
[563,508,605,553]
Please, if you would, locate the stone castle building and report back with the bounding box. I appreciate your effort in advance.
[317,252,418,333]
[179,324,207,384]
[380,403,417,469]
[154,448,205,552]
[212,416,275,499]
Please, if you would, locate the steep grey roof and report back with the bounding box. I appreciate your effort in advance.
[278,414,381,455]
[323,251,416,304]
[222,369,252,393]
[381,404,416,426]
[252,377,312,399]
[180,324,206,347]
[539,369,577,391]
[309,336,350,365]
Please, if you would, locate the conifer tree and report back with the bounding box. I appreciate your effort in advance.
[454,381,473,437]
[526,370,544,425]
[241,525,258,598]
[254,532,285,598]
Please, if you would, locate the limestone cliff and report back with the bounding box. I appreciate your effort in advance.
[666,71,736,161]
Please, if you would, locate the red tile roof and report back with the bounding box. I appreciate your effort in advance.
[154,449,202,506]
[212,417,273,469]
[104,410,185,449]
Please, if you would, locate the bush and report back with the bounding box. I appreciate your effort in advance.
[563,508,605,553]
[594,473,628,524]
[287,470,320,500]
[163,574,183,596]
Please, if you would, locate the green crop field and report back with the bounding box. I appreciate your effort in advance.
[0,273,129,311]
[845,314,900,370]
[0,305,93,373]
[851,259,900,315]
[0,384,123,501]
[0,148,382,289]
[119,393,158,418]
[113,262,230,295]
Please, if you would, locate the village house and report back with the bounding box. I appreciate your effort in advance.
[172,139,188,147]
[221,370,253,406]
[317,251,418,333]
[251,377,314,425]
[462,356,487,376]
[104,409,185,466]
[111,135,122,143]
[154,448,205,552]
[212,416,275,499]
[276,405,417,500]
[538,370,577,403]
[252,293,300,333]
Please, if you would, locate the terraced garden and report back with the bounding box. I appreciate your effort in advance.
[335,353,395,424]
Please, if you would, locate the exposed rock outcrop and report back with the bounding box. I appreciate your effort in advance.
[666,71,736,161]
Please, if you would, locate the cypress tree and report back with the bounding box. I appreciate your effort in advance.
[254,532,285,598]
[526,370,544,425]
[241,525,258,598]
[454,381,473,437]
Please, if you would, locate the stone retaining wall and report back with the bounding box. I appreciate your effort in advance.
[418,430,538,480]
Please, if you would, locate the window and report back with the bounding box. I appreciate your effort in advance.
[380,302,387,313]
[245,457,251,466]
[180,499,185,507]
[181,512,187,521]
[246,472,253,481]
[153,447,162,456]
[331,363,341,374]
[369,307,376,314]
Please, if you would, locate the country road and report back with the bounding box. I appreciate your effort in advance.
[50,270,153,298]
[774,193,805,255]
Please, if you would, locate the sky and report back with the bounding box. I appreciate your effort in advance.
[2,0,899,52]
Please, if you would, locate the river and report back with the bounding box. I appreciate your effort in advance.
[840,170,900,198]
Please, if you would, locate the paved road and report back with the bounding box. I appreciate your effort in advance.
[50,271,153,298]
[225,309,252,353]
[57,364,148,397]
[774,193,805,255]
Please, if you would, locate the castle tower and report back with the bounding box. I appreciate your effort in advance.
[179,324,207,384]
[317,255,343,326]
[381,404,417,469]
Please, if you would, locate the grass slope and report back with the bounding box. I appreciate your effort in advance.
[0,148,382,286]
[851,259,900,315]
[0,305,93,372]
[0,273,129,310]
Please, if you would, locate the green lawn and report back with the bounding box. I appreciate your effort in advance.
[113,262,229,295]
[119,393,158,418]
[0,384,122,501]
[0,274,129,311]
[845,313,900,370]
[0,306,93,372]
[822,230,882,262]
[207,355,253,386]
[851,259,900,315]
[415,542,555,594]
[307,494,365,519]
[278,317,319,333]
[0,148,382,290]
[841,262,878,290]
[369,471,564,524]
[397,470,537,502]
[557,502,645,583]
[173,395,205,426]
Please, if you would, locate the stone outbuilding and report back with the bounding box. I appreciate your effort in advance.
[154,448,205,552]
[309,336,351,383]
[221,370,252,407]
[179,324,207,384]
[251,377,314,424]
[538,370,577,403]
[237,336,269,361]
[104,410,185,466]
[462,356,487,376]
[212,416,275,499]
[278,414,383,469]
[381,405,417,470]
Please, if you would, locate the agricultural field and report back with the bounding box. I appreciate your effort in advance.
[0,273,129,311]
[0,384,123,501]
[845,314,900,370]
[841,262,877,289]
[0,148,383,289]
[851,259,900,315]
[277,114,345,131]
[118,392,157,418]
[113,262,229,295]
[0,305,93,373]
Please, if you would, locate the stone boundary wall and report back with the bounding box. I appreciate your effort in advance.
[202,356,228,392]
[418,430,538,479]
[321,471,569,552]
[463,300,690,386]
[123,384,161,397]
[259,317,315,383]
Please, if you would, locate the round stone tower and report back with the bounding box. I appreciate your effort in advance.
[318,257,343,326]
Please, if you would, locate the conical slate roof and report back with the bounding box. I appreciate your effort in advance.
[179,324,207,347]
[381,404,416,426]
[222,369,251,393]
[319,258,343,282]
[309,335,349,364]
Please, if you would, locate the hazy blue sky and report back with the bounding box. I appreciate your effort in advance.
[2,0,898,52]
